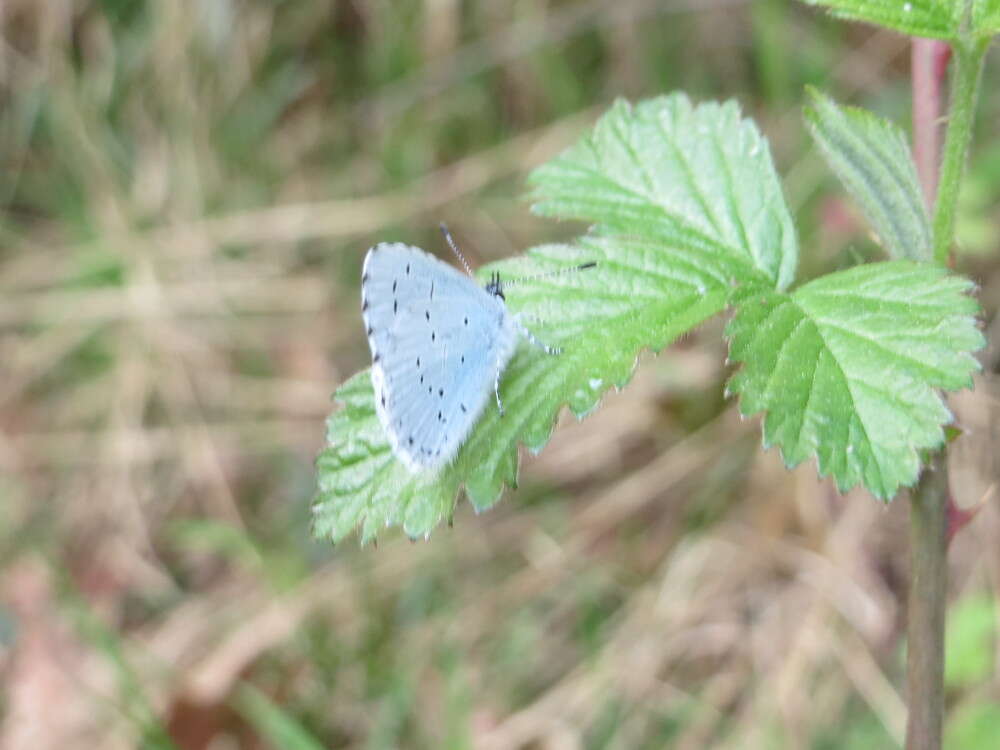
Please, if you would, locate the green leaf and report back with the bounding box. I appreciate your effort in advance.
[315,93,799,542]
[529,94,798,291]
[314,238,738,542]
[805,89,932,261]
[972,0,1000,35]
[798,0,962,40]
[726,261,983,500]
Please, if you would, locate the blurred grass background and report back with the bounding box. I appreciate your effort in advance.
[1,1,999,748]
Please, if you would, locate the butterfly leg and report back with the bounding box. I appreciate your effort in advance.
[495,369,505,416]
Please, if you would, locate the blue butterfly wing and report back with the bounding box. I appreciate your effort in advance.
[362,244,517,471]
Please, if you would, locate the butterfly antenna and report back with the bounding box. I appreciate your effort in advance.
[439,223,476,277]
[499,262,597,291]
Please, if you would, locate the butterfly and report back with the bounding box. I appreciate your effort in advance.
[361,225,594,472]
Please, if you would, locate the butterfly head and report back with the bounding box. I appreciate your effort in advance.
[485,271,506,301]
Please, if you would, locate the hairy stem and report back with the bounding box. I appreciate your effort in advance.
[931,37,988,264]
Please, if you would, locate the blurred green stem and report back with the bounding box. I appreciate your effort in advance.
[931,36,988,264]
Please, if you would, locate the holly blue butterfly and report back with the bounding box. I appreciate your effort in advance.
[361,225,594,473]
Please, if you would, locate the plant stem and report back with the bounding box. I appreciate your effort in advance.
[905,456,949,750]
[931,37,988,264]
[906,17,989,748]
[911,39,950,209]
[907,39,951,749]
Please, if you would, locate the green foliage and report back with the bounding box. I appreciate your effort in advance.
[972,0,1000,34]
[804,88,932,261]
[801,0,1000,38]
[314,239,731,542]
[12,0,998,743]
[726,262,982,499]
[944,594,995,688]
[314,95,793,542]
[315,92,984,541]
[799,0,962,39]
[530,95,798,291]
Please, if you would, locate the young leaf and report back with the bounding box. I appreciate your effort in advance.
[805,88,932,261]
[798,1,961,39]
[529,94,798,291]
[726,261,983,500]
[313,237,748,543]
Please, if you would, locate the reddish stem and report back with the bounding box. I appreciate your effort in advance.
[911,39,952,211]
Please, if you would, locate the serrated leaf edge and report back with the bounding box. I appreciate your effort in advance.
[725,263,983,499]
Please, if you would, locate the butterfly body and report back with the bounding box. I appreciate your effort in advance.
[362,243,519,472]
